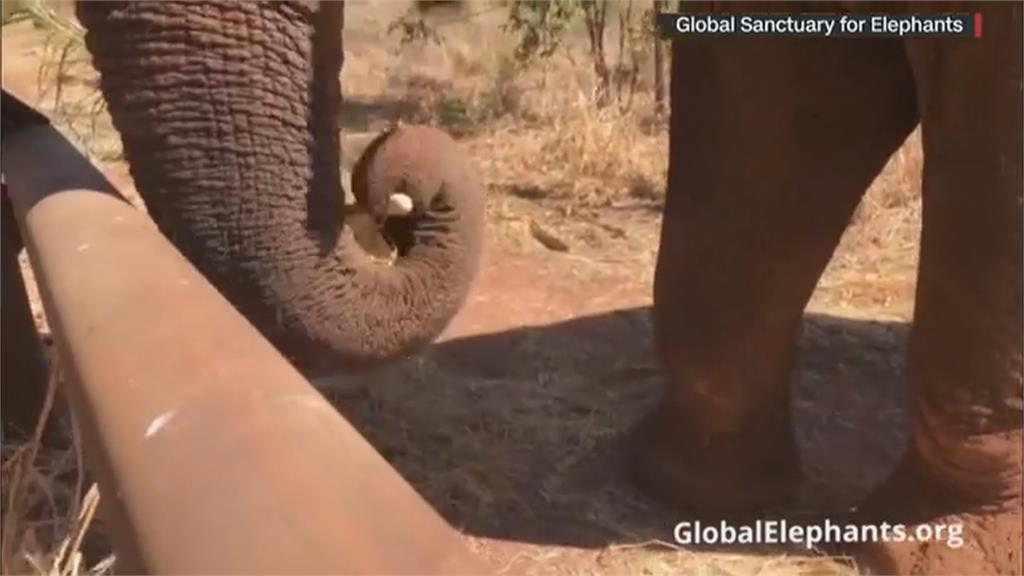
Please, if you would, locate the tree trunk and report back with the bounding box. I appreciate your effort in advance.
[582,2,611,108]
[653,0,667,117]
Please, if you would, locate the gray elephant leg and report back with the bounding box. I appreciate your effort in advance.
[1,194,49,440]
[629,32,918,517]
[852,4,1022,574]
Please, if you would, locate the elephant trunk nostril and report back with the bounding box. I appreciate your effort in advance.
[350,124,484,256]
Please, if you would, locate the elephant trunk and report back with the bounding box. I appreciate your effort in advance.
[76,1,483,369]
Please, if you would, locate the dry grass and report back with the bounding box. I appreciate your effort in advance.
[0,363,111,575]
[10,1,120,162]
[361,4,671,209]
[812,130,922,317]
[468,100,668,207]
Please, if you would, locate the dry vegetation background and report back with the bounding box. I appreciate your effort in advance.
[2,1,922,574]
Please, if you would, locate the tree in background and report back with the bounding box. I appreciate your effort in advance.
[652,0,668,117]
[503,0,662,112]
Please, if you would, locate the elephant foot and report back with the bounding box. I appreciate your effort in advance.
[845,459,1021,575]
[626,402,801,519]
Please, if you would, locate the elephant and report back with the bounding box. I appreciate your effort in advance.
[2,1,1020,575]
[74,1,485,370]
[1,1,484,437]
[629,2,1021,574]
[8,0,485,399]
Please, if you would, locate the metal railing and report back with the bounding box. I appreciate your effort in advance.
[2,121,489,574]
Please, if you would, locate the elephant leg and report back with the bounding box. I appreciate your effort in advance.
[629,35,918,517]
[852,5,1022,575]
[1,193,49,441]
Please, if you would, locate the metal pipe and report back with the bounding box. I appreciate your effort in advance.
[1,123,489,575]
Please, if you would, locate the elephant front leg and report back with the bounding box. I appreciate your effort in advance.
[851,5,1023,575]
[629,32,918,518]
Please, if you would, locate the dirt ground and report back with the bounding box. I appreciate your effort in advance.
[2,3,925,574]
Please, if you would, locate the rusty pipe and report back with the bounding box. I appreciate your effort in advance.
[1,122,489,574]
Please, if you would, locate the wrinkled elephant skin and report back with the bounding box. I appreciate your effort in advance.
[73,1,484,372]
[630,2,1022,575]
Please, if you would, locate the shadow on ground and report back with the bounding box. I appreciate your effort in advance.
[316,307,909,556]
